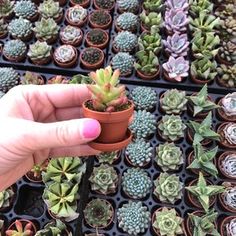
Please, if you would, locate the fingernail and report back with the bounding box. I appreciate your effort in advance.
[82,119,101,139]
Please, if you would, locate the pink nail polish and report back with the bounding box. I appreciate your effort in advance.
[83,119,101,139]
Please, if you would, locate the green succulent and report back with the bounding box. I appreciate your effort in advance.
[35,220,66,236]
[0,187,14,208]
[0,19,8,35]
[220,16,236,40]
[188,144,218,177]
[126,139,153,167]
[140,11,162,30]
[114,31,137,52]
[122,168,152,199]
[152,207,183,236]
[187,84,219,116]
[188,209,220,236]
[87,29,105,45]
[129,110,156,139]
[84,199,113,228]
[117,201,150,236]
[14,0,37,19]
[187,112,220,144]
[143,0,163,12]
[186,172,225,212]
[0,0,14,18]
[117,0,139,13]
[154,173,183,204]
[89,164,118,194]
[27,41,52,61]
[116,12,138,32]
[0,67,19,93]
[70,74,93,84]
[218,40,236,64]
[130,86,157,111]
[94,0,115,10]
[43,182,79,221]
[189,0,213,17]
[33,18,59,42]
[21,71,44,85]
[38,0,62,20]
[217,64,236,88]
[158,115,186,141]
[97,152,118,165]
[155,142,183,171]
[3,39,27,60]
[160,89,187,114]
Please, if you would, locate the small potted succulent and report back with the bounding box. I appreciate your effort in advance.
[89,10,112,29]
[115,12,139,32]
[140,11,162,32]
[153,173,183,204]
[85,28,109,49]
[70,74,93,85]
[217,64,236,88]
[143,0,163,12]
[82,66,134,151]
[189,0,213,17]
[217,122,236,148]
[217,40,236,66]
[117,0,139,14]
[25,161,48,183]
[27,41,52,65]
[48,75,69,84]
[219,183,236,213]
[65,5,87,27]
[0,186,15,212]
[83,198,114,229]
[60,25,83,47]
[96,151,120,165]
[122,168,152,199]
[70,0,90,7]
[156,143,183,172]
[93,0,115,11]
[20,71,44,85]
[0,19,8,39]
[165,0,188,12]
[6,220,37,236]
[53,45,78,68]
[0,0,15,20]
[0,67,19,93]
[80,47,104,70]
[219,216,236,236]
[14,0,38,21]
[117,201,150,235]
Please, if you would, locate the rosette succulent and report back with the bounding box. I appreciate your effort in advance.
[97,152,118,165]
[0,67,19,93]
[217,64,236,88]
[21,71,44,85]
[3,39,27,60]
[154,173,183,204]
[221,92,236,117]
[66,6,87,24]
[14,0,37,19]
[5,220,34,236]
[163,33,189,57]
[116,12,138,32]
[0,187,14,208]
[54,45,77,64]
[117,0,139,13]
[38,0,62,20]
[222,185,236,211]
[155,142,183,171]
[143,0,163,12]
[60,25,82,45]
[117,201,150,236]
[158,115,186,141]
[223,123,236,145]
[226,217,236,236]
[222,154,236,178]
[35,220,66,236]
[189,0,213,17]
[218,40,236,64]
[122,168,152,199]
[129,110,156,139]
[0,0,14,18]
[160,89,187,114]
[89,164,118,194]
[165,0,189,12]
[113,31,137,52]
[140,11,162,30]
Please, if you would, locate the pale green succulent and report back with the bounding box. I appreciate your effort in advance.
[97,152,118,164]
[116,12,138,32]
[35,220,66,236]
[114,31,137,52]
[0,67,19,93]
[0,187,14,208]
[143,0,163,12]
[27,41,52,61]
[189,0,213,17]
[70,74,92,85]
[38,0,62,20]
[14,0,37,19]
[0,219,4,234]
[140,11,162,30]
[0,0,14,18]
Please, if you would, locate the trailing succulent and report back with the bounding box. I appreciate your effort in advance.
[0,0,14,18]
[35,220,66,236]
[14,0,37,19]
[0,187,14,208]
[0,67,19,93]
[217,64,236,88]
[97,152,118,165]
[5,220,34,236]
[89,164,118,194]
[130,86,157,111]
[38,0,62,20]
[117,0,139,13]
[113,31,137,52]
[218,40,236,64]
[122,168,152,199]
[87,29,106,45]
[82,47,102,64]
[189,0,213,17]
[3,39,27,59]
[90,10,110,26]
[154,173,183,204]
[144,0,163,12]
[129,110,156,139]
[140,11,162,30]
[0,19,8,36]
[156,142,183,171]
[116,12,138,32]
[126,139,153,167]
[117,201,150,236]
[158,115,186,141]
[160,89,187,114]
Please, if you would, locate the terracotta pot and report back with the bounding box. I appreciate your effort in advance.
[217,122,236,149]
[217,98,236,122]
[0,186,15,213]
[58,0,67,6]
[65,9,88,27]
[190,73,213,85]
[3,51,26,62]
[80,48,104,70]
[216,53,233,66]
[219,216,236,236]
[3,12,14,21]
[28,12,39,22]
[69,0,90,7]
[85,30,109,49]
[25,171,42,183]
[82,100,134,152]
[31,54,52,66]
[125,154,150,168]
[7,219,37,234]
[218,186,236,213]
[112,42,136,54]
[89,10,112,29]
[52,11,64,24]
[0,31,8,39]
[117,6,138,14]
[12,31,33,42]
[38,35,58,45]
[163,70,183,83]
[60,27,83,47]
[93,0,115,11]
[187,126,212,146]
[136,67,160,80]
[216,76,230,88]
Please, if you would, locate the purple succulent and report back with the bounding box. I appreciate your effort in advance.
[163,33,189,57]
[165,9,189,34]
[163,56,189,82]
[165,0,189,12]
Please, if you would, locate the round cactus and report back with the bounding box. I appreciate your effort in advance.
[3,39,27,60]
[117,0,139,13]
[14,0,37,19]
[116,12,138,32]
[113,31,137,52]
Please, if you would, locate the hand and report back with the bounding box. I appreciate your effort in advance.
[0,84,101,191]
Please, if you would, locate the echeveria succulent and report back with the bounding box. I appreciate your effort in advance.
[217,64,236,88]
[221,92,236,117]
[140,11,162,30]
[189,0,213,17]
[165,0,189,12]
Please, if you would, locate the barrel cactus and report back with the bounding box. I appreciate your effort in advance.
[0,187,14,208]
[3,39,27,60]
[14,0,37,19]
[38,0,62,20]
[122,168,152,199]
[113,31,137,52]
[116,12,138,32]
[117,201,150,236]
[117,0,139,13]
[0,67,19,93]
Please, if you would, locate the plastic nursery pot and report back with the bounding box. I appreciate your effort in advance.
[217,122,236,149]
[85,30,109,49]
[217,98,236,122]
[93,0,115,11]
[65,9,88,27]
[216,53,233,66]
[115,21,137,33]
[218,151,236,180]
[0,186,15,213]
[219,216,236,236]
[136,67,160,80]
[88,10,112,30]
[30,53,52,66]
[60,27,83,47]
[187,126,212,146]
[12,31,33,42]
[0,31,8,39]
[25,171,43,183]
[190,73,213,85]
[3,51,26,63]
[218,185,236,213]
[69,0,90,8]
[7,219,37,235]
[82,101,134,152]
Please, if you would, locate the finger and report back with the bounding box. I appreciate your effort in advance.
[55,107,83,121]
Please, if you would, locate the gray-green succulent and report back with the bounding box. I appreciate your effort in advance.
[218,40,236,64]
[0,0,14,18]
[143,0,163,12]
[113,31,137,52]
[97,152,118,165]
[140,11,162,30]
[217,64,236,88]
[0,19,8,36]
[3,39,27,59]
[117,0,139,13]
[35,220,66,236]
[116,12,138,32]
[0,67,19,93]
[38,0,62,20]
[14,0,37,19]
[0,187,14,209]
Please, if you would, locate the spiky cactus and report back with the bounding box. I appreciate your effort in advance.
[113,31,137,52]
[5,220,34,236]
[0,187,14,208]
[116,12,138,32]
[14,0,37,19]
[0,67,19,93]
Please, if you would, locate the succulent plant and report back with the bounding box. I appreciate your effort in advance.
[188,209,220,236]
[122,168,152,199]
[34,18,59,42]
[14,0,37,19]
[117,0,139,13]
[87,66,129,112]
[189,0,213,17]
[222,185,236,211]
[21,71,44,85]
[0,0,14,18]
[113,31,137,52]
[220,16,236,41]
[222,154,236,178]
[95,0,115,10]
[111,52,135,75]
[155,142,183,171]
[126,139,153,167]
[154,173,183,204]
[54,45,77,64]
[165,0,189,12]
[60,25,82,45]
[158,115,186,141]
[66,6,87,24]
[226,217,236,236]
[70,74,93,84]
[223,123,236,145]
[143,0,163,12]
[35,220,66,236]
[160,89,187,114]
[165,9,189,33]
[3,39,27,60]
[0,67,19,93]
[140,11,162,30]
[48,75,69,84]
[152,207,183,236]
[0,187,14,208]
[87,29,106,45]
[0,19,8,36]
[163,56,189,82]
[218,40,236,64]
[116,12,138,32]
[188,112,220,144]
[27,41,52,62]
[163,32,189,57]
[5,220,34,236]
[97,152,118,164]
[89,164,118,194]
[215,4,236,20]
[38,0,62,20]
[84,198,113,228]
[188,144,218,177]
[81,47,102,64]
[187,84,219,116]
[130,86,157,111]
[217,64,236,88]
[117,201,150,236]
[90,10,110,26]
[221,92,236,117]
[129,110,156,139]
